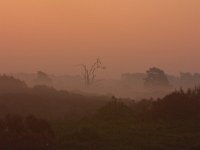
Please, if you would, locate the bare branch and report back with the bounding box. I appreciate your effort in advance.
[78,58,106,87]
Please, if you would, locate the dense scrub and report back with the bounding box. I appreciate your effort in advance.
[0,114,55,150]
[1,75,200,149]
[54,88,200,150]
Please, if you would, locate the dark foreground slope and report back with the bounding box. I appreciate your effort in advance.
[0,86,109,120]
[1,75,200,150]
[0,75,109,120]
[55,88,200,150]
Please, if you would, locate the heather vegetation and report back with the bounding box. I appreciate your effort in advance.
[0,75,200,149]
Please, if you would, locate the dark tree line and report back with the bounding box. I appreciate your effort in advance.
[97,87,200,121]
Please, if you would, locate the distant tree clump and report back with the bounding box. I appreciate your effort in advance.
[34,71,52,86]
[144,67,170,89]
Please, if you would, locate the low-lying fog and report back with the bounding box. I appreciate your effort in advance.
[10,67,200,100]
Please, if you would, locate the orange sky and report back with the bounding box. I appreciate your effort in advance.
[0,0,200,77]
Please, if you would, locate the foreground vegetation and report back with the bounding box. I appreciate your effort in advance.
[54,89,200,150]
[1,75,200,149]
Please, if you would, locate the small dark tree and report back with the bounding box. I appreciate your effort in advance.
[34,71,52,86]
[144,67,170,89]
[80,58,106,87]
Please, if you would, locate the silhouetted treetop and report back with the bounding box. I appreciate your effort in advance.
[144,67,170,89]
[34,71,52,86]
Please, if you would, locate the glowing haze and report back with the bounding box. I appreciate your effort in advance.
[0,0,200,77]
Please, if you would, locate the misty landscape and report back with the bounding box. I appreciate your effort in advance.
[1,0,200,150]
[10,66,200,99]
[1,66,200,150]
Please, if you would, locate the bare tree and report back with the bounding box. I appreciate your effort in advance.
[80,58,106,87]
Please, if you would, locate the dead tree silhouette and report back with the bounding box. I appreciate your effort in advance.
[80,58,106,87]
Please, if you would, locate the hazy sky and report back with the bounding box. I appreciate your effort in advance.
[0,0,200,78]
